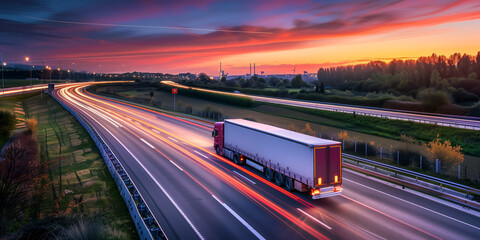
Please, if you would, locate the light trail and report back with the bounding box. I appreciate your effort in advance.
[56,84,455,239]
[67,85,387,238]
[162,81,480,129]
[60,85,331,239]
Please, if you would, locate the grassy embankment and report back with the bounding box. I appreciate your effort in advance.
[0,93,38,147]
[2,93,137,238]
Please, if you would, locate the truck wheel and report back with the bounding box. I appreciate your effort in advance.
[273,172,283,186]
[264,168,273,181]
[233,154,240,164]
[284,177,293,191]
[216,146,220,155]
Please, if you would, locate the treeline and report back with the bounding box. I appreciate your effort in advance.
[317,52,480,104]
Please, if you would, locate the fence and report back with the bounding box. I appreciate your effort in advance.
[49,92,166,240]
[333,137,480,184]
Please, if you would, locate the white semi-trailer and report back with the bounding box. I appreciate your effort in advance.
[212,119,342,199]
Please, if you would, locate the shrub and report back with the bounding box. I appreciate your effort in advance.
[0,111,16,138]
[416,88,451,111]
[449,87,479,104]
[423,135,464,170]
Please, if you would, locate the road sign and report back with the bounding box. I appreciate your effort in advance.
[172,88,178,94]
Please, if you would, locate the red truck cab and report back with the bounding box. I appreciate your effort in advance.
[212,122,224,155]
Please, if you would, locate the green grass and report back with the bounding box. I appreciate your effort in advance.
[263,103,480,156]
[1,79,43,88]
[14,94,138,238]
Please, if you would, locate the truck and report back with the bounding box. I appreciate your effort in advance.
[212,119,342,199]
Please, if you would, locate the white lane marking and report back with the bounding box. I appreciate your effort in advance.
[194,150,208,159]
[168,137,179,143]
[170,160,184,171]
[140,138,155,149]
[152,129,161,134]
[343,177,480,231]
[297,208,332,230]
[233,171,256,185]
[75,108,204,239]
[343,168,480,218]
[211,195,265,240]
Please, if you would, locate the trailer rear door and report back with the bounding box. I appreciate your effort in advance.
[314,145,341,187]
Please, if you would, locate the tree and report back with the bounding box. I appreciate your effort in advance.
[291,74,306,88]
[0,135,38,234]
[268,76,280,87]
[429,70,441,88]
[319,81,325,94]
[423,135,464,170]
[255,78,267,89]
[198,73,210,83]
[220,76,226,83]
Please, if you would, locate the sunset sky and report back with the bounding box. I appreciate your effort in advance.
[1,0,480,75]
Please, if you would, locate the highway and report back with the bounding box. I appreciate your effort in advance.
[162,81,480,130]
[0,81,132,97]
[53,85,480,239]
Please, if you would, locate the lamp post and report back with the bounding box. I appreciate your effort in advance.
[57,68,61,82]
[25,57,32,89]
[1,54,5,94]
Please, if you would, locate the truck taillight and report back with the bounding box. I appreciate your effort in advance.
[311,189,320,196]
[334,186,342,192]
[317,178,322,185]
[334,175,338,183]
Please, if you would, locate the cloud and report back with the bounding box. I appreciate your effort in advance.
[1,0,479,73]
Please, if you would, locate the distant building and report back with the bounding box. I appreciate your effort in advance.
[178,72,196,80]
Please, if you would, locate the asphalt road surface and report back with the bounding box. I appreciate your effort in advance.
[53,85,480,239]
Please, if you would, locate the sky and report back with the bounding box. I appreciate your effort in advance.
[1,0,480,76]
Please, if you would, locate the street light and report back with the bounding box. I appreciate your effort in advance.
[25,57,32,89]
[1,53,5,94]
[57,68,61,81]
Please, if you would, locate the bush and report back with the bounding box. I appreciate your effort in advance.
[416,88,451,111]
[423,135,464,170]
[449,87,479,104]
[0,111,16,138]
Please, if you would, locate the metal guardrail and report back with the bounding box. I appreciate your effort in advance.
[257,97,480,130]
[162,82,480,130]
[342,153,480,197]
[49,92,167,240]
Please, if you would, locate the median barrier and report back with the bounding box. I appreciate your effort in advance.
[49,92,166,240]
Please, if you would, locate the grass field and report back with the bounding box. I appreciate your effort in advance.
[10,94,138,238]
